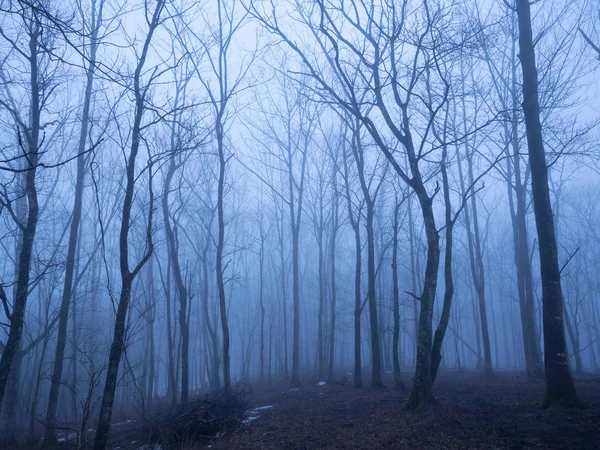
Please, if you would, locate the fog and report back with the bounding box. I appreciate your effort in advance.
[0,0,599,448]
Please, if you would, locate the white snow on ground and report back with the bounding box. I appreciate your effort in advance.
[243,405,274,425]
[317,381,326,386]
[253,405,274,411]
[114,419,136,427]
[138,444,162,450]
[57,432,77,443]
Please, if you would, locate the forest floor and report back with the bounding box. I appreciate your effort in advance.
[204,370,600,450]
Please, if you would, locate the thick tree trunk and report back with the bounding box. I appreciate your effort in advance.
[507,30,544,378]
[515,0,578,408]
[403,184,440,410]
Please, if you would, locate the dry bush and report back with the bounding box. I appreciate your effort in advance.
[141,383,252,448]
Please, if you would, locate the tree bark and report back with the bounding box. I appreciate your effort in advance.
[515,0,578,408]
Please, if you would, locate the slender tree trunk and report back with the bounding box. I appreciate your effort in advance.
[43,4,102,442]
[392,197,404,389]
[290,224,301,387]
[93,4,160,445]
[563,304,583,374]
[0,23,41,419]
[407,201,419,366]
[431,145,455,385]
[352,223,363,389]
[365,201,383,388]
[216,117,230,399]
[515,0,578,408]
[457,72,494,377]
[317,220,325,377]
[259,228,265,384]
[162,258,177,401]
[163,94,190,404]
[327,191,339,383]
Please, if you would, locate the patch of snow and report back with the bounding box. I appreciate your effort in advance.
[138,445,162,450]
[114,419,137,427]
[253,405,274,411]
[288,388,299,392]
[317,381,326,386]
[243,413,260,425]
[243,405,275,425]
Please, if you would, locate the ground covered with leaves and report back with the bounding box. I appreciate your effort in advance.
[207,371,600,450]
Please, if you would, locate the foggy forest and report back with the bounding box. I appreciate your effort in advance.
[0,0,599,448]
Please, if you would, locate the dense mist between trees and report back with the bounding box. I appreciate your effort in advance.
[0,0,599,448]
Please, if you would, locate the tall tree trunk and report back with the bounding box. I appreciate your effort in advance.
[163,89,190,404]
[316,218,325,377]
[0,22,41,419]
[392,196,404,389]
[93,3,160,446]
[43,3,102,442]
[431,144,455,385]
[216,116,230,399]
[288,137,308,388]
[515,0,578,408]
[352,221,362,389]
[202,246,220,389]
[350,119,382,388]
[342,145,362,388]
[407,200,419,366]
[365,200,383,388]
[327,189,339,383]
[457,70,494,377]
[290,224,301,387]
[403,181,440,410]
[563,304,583,374]
[508,20,544,378]
[259,225,265,384]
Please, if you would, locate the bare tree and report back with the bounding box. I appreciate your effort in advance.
[92,1,165,447]
[249,0,457,409]
[0,0,49,422]
[43,0,106,444]
[515,0,578,408]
